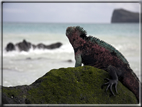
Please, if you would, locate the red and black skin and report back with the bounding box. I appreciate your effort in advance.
[66,26,141,103]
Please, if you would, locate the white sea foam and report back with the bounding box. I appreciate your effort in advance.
[3,43,74,59]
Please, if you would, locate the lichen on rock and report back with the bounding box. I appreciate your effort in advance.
[2,66,137,104]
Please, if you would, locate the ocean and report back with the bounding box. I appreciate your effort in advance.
[2,22,141,87]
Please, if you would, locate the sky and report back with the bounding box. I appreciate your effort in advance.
[2,1,141,23]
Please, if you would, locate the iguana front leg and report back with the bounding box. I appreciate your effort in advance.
[101,65,119,96]
[75,53,82,67]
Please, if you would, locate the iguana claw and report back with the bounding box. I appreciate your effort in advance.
[101,78,118,96]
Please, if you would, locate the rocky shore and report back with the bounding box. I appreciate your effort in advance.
[2,66,137,104]
[5,39,62,52]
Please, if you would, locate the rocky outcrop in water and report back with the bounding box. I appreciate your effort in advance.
[5,42,15,52]
[111,9,140,23]
[5,39,62,52]
[2,66,137,104]
[15,40,32,52]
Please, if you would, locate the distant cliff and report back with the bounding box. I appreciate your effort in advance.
[111,9,140,23]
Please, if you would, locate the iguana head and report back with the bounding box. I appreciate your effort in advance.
[66,26,87,48]
[66,26,87,39]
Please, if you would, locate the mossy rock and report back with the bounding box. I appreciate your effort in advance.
[2,66,137,104]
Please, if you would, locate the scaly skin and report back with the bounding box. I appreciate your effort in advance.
[66,26,141,103]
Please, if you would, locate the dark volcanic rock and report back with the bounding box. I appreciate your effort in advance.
[5,42,15,51]
[66,59,73,63]
[37,42,62,49]
[32,44,37,49]
[37,43,46,49]
[111,9,140,23]
[15,39,32,51]
[5,39,63,52]
[46,42,62,49]
[2,66,137,104]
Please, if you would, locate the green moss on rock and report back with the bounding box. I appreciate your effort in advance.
[2,66,137,104]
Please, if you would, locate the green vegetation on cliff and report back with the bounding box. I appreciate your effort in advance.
[2,66,137,104]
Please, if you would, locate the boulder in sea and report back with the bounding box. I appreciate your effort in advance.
[36,42,62,50]
[2,66,137,104]
[45,42,62,49]
[5,39,63,52]
[37,43,46,49]
[66,59,73,63]
[5,42,15,52]
[15,39,32,52]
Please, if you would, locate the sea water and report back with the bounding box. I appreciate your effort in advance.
[2,22,141,86]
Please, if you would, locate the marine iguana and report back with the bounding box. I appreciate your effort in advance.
[66,26,141,102]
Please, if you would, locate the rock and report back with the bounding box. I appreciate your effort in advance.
[66,59,73,63]
[15,39,32,51]
[36,42,62,49]
[32,44,36,49]
[111,9,140,23]
[46,42,62,49]
[37,43,46,49]
[5,39,63,52]
[2,66,137,104]
[26,57,32,60]
[5,42,15,51]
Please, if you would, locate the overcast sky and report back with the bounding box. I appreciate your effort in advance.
[3,2,140,23]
